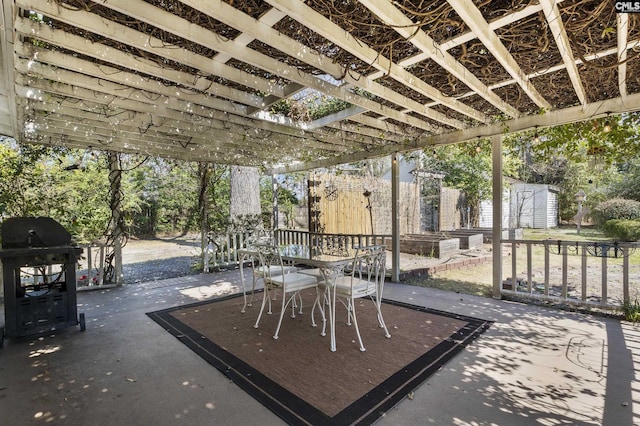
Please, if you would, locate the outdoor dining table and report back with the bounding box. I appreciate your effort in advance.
[239,243,359,352]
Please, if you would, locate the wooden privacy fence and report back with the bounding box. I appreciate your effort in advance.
[310,173,420,235]
[502,239,640,309]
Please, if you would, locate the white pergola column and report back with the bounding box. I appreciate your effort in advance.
[391,153,400,282]
[492,135,503,298]
[107,151,124,286]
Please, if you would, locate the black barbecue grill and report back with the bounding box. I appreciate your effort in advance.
[0,217,85,347]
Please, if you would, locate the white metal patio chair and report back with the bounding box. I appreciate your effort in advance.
[253,245,320,340]
[242,231,297,313]
[315,245,391,351]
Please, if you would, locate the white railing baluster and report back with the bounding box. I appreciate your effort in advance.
[562,244,568,299]
[581,245,587,303]
[602,254,608,305]
[544,243,550,296]
[87,246,93,285]
[526,243,532,293]
[623,247,630,306]
[76,243,117,289]
[98,245,105,286]
[511,241,517,290]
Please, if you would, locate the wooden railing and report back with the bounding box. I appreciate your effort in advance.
[76,243,117,289]
[502,239,639,309]
[274,229,390,250]
[203,229,391,271]
[203,231,254,271]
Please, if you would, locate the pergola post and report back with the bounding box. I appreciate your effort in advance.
[492,135,503,298]
[198,162,210,271]
[391,153,400,282]
[107,151,124,286]
[272,174,279,229]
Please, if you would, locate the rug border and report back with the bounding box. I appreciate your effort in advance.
[146,292,492,426]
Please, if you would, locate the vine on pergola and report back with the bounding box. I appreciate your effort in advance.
[45,0,640,127]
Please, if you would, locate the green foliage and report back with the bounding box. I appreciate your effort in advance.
[546,161,614,223]
[269,99,292,116]
[622,297,640,322]
[259,175,299,229]
[205,164,231,234]
[601,219,640,241]
[503,114,640,223]
[308,96,350,120]
[591,198,640,226]
[528,113,640,166]
[423,139,519,226]
[606,157,640,201]
[0,141,232,241]
[0,141,110,243]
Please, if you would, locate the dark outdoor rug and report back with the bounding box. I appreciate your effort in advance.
[147,289,492,425]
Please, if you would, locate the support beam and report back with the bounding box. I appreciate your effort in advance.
[618,13,629,99]
[491,134,503,299]
[540,0,587,106]
[391,153,400,282]
[448,0,551,110]
[107,151,125,286]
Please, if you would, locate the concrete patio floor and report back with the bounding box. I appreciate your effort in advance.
[0,269,638,425]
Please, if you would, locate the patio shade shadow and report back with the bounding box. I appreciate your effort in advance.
[147,290,492,425]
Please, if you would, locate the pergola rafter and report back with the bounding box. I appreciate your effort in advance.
[0,0,637,171]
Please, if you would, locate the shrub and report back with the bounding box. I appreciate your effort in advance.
[602,219,640,241]
[591,198,640,226]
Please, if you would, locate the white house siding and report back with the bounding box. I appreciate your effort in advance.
[479,190,510,228]
[546,191,559,228]
[532,186,547,228]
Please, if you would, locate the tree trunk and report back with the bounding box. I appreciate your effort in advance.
[229,166,262,230]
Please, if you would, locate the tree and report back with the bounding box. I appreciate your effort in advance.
[423,139,519,226]
[0,140,111,242]
[504,114,639,222]
[229,166,262,231]
[606,158,640,202]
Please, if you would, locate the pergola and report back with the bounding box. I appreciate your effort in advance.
[0,0,638,285]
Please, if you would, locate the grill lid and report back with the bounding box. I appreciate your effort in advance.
[1,217,73,249]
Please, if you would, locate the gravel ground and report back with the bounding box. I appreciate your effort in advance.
[121,234,203,284]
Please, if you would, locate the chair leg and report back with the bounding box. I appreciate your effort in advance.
[311,287,327,331]
[253,286,271,328]
[296,292,304,315]
[290,292,299,318]
[273,291,292,340]
[266,286,276,314]
[349,298,366,352]
[345,299,354,326]
[373,297,391,338]
[249,275,259,306]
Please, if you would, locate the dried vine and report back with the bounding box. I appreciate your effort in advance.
[38,0,640,138]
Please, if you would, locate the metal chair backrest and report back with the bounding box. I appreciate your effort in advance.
[349,245,386,293]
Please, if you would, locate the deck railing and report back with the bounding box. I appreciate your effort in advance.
[76,243,117,289]
[274,229,390,250]
[203,231,254,271]
[203,229,391,271]
[502,239,639,309]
